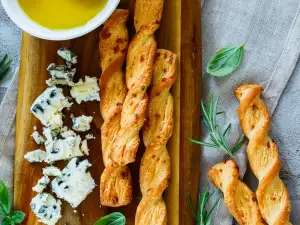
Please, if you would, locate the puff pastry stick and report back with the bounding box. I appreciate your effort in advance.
[235,85,292,225]
[135,50,177,225]
[110,0,163,166]
[208,160,266,225]
[99,9,132,207]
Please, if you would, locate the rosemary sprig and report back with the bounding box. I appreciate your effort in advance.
[0,54,12,79]
[189,94,245,157]
[188,188,220,225]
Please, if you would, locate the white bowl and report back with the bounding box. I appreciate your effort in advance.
[1,0,119,41]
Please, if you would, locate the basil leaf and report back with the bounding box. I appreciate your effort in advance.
[207,42,246,77]
[94,212,126,225]
[11,211,25,224]
[2,217,12,225]
[0,181,11,216]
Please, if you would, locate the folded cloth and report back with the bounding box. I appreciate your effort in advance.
[0,69,18,196]
[200,0,300,224]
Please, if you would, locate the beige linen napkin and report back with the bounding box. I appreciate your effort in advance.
[0,69,18,195]
[201,0,300,224]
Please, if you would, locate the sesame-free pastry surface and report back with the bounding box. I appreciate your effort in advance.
[208,160,266,225]
[14,0,202,224]
[235,85,292,225]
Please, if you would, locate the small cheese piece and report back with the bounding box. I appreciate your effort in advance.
[72,115,93,132]
[30,193,62,225]
[70,76,100,104]
[85,133,95,140]
[45,128,83,163]
[43,166,62,177]
[46,63,76,86]
[30,87,72,128]
[57,48,78,65]
[81,139,89,155]
[33,176,50,193]
[32,130,45,145]
[24,150,47,163]
[51,158,96,208]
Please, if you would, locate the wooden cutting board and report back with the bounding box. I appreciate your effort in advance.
[14,0,201,224]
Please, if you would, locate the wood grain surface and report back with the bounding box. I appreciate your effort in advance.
[14,0,202,224]
[180,0,202,224]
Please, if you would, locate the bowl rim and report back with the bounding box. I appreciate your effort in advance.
[1,0,120,41]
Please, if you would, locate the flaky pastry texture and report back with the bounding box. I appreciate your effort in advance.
[208,160,266,225]
[99,9,132,207]
[135,50,177,225]
[110,0,163,166]
[235,84,292,225]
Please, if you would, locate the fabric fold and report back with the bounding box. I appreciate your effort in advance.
[201,0,300,224]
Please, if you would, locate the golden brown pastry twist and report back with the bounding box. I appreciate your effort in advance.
[109,0,164,166]
[208,160,266,225]
[99,10,132,207]
[235,84,292,225]
[135,50,177,225]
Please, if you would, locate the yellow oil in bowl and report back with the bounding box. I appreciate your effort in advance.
[18,0,108,30]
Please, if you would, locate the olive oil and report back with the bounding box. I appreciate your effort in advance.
[18,0,107,30]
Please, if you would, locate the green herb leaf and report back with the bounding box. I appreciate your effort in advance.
[0,55,12,79]
[94,212,126,225]
[189,94,245,157]
[0,180,11,216]
[1,217,11,225]
[207,42,246,76]
[188,188,220,225]
[11,211,25,224]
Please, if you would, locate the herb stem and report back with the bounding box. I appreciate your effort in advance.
[189,94,245,157]
[188,188,220,225]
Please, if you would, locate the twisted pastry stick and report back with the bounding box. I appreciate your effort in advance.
[208,160,266,225]
[135,50,177,225]
[99,10,132,207]
[235,85,292,225]
[111,0,164,165]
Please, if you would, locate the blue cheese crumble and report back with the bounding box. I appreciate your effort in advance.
[30,87,72,128]
[43,166,62,177]
[51,158,96,208]
[47,113,64,134]
[81,139,89,156]
[70,76,100,104]
[30,193,62,225]
[24,150,47,163]
[31,130,45,145]
[72,115,93,132]
[46,64,76,86]
[33,175,50,193]
[44,127,83,163]
[57,48,78,65]
[85,133,95,140]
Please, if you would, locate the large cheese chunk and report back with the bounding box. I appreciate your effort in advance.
[51,158,96,208]
[44,127,83,163]
[33,175,50,193]
[70,76,100,104]
[24,150,47,163]
[30,87,72,128]
[30,193,62,225]
[72,115,93,132]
